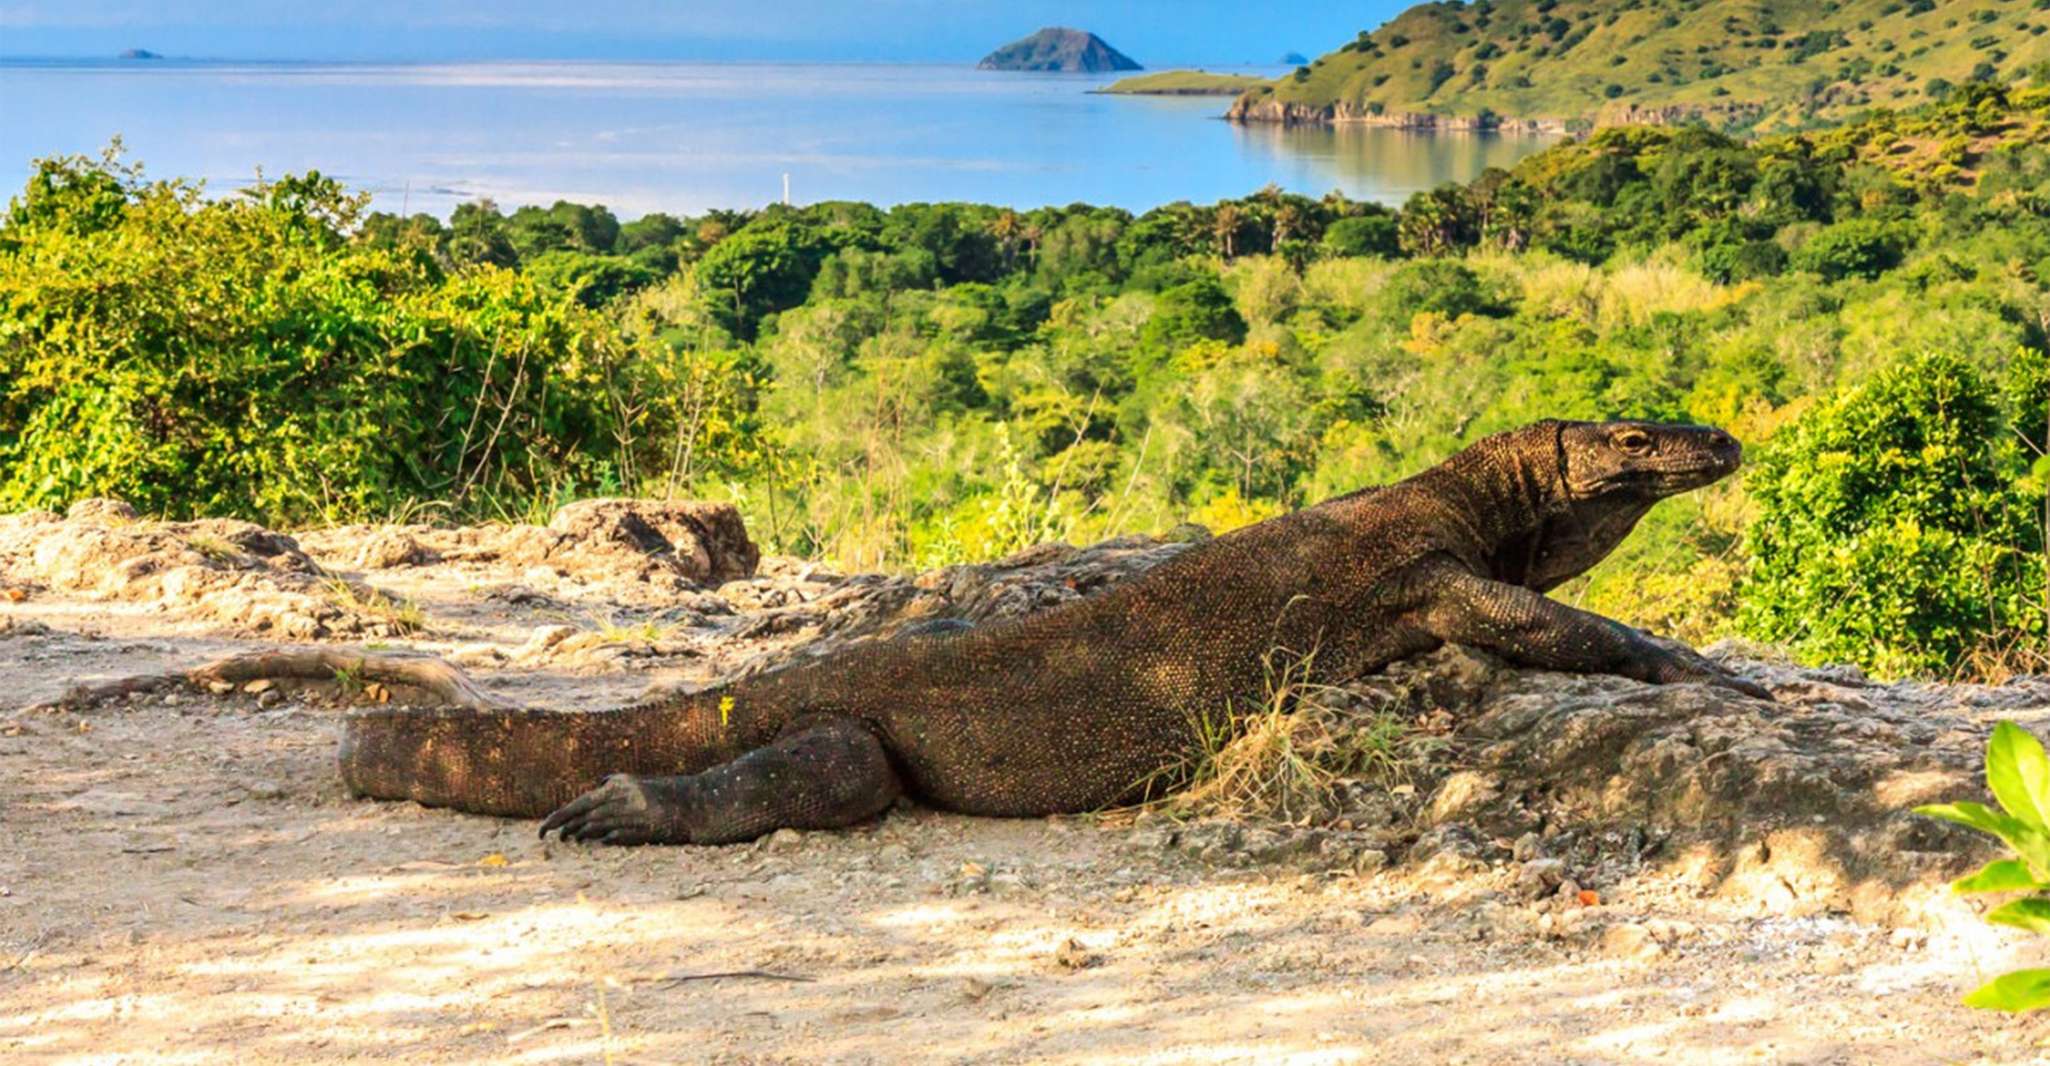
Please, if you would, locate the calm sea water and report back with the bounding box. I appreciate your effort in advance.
[0,60,1555,217]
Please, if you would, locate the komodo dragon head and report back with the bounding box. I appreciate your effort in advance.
[1506,419,1742,591]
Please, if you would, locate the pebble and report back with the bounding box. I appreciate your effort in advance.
[1600,923,1663,961]
[1512,831,1542,862]
[1517,858,1567,899]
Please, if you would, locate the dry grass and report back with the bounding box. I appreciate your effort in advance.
[321,578,427,636]
[1953,633,2050,686]
[182,534,239,564]
[1141,647,1442,824]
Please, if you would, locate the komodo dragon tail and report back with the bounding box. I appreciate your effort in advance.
[339,701,719,819]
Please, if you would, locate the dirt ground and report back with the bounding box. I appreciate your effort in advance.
[5,510,2050,1065]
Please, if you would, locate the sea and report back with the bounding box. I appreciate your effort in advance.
[0,59,1557,218]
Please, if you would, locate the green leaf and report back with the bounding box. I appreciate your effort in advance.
[1913,801,2050,873]
[1962,969,2050,1012]
[1988,898,2050,936]
[1988,722,2050,834]
[1953,859,2047,895]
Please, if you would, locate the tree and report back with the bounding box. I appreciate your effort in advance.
[1212,203,1244,260]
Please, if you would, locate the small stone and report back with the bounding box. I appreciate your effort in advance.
[1054,937,1102,970]
[1600,923,1663,961]
[161,693,182,706]
[1517,858,1567,899]
[524,624,577,652]
[1889,928,1927,950]
[1512,831,1542,862]
[256,689,285,708]
[961,977,993,1001]
[1353,848,1389,874]
[242,679,275,694]
[1427,771,1500,823]
[767,828,804,851]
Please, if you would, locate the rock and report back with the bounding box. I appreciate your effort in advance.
[1512,831,1542,862]
[1427,771,1500,824]
[242,679,274,694]
[256,689,285,709]
[66,498,137,521]
[524,625,578,652]
[352,530,436,570]
[766,828,804,851]
[545,498,759,585]
[1517,858,1568,899]
[1599,923,1663,961]
[1053,937,1103,970]
[1353,848,1390,874]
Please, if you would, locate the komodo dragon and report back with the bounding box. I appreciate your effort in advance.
[338,419,1771,845]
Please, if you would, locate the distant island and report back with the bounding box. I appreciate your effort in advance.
[1227,0,2050,133]
[118,49,162,60]
[978,28,1141,73]
[1100,70,1267,97]
[1279,52,1309,65]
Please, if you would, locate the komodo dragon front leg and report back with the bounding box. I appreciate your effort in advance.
[1409,555,1772,700]
[539,716,901,845]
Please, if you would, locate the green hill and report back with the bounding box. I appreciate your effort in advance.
[1100,70,1268,95]
[1227,0,2050,132]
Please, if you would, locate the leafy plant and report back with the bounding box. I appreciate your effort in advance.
[1917,722,2050,1011]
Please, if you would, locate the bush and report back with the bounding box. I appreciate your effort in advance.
[0,155,628,523]
[1738,351,2045,676]
[1382,259,1506,320]
[1793,217,1908,280]
[1320,215,1400,258]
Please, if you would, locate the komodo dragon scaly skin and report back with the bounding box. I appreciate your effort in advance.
[338,420,1771,845]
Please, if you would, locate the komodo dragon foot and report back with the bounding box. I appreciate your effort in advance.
[540,716,902,845]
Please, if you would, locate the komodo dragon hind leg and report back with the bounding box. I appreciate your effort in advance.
[538,716,902,846]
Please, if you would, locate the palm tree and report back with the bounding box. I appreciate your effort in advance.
[989,210,1024,267]
[1213,203,1243,259]
[1273,203,1305,252]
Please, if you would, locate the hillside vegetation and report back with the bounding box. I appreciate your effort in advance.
[1102,71,1268,95]
[1229,0,2050,131]
[3,85,2048,677]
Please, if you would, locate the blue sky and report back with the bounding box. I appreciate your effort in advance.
[0,1,1408,65]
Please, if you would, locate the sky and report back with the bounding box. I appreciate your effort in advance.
[0,1,1409,65]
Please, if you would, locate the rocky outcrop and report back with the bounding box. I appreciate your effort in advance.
[296,498,758,605]
[1225,91,1566,134]
[0,499,365,639]
[1594,100,1767,129]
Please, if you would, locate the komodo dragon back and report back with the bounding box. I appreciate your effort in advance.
[339,419,1770,844]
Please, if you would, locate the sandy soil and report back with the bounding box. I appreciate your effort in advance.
[4,518,2050,1065]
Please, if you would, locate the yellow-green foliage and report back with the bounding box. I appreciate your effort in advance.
[1100,70,1269,96]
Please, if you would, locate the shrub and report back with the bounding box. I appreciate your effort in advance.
[1320,215,1400,259]
[1738,351,2045,677]
[1793,217,1908,280]
[0,155,629,523]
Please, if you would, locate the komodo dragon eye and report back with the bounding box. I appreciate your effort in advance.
[1614,430,1653,454]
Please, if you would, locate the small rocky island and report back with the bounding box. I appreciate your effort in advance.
[978,27,1141,73]
[118,48,162,60]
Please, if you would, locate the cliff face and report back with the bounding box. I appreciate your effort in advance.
[1224,92,1565,134]
[978,28,1142,73]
